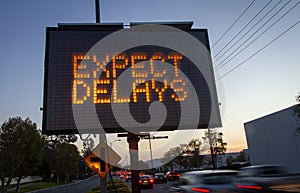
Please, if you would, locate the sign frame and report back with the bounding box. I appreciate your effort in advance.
[42,22,221,135]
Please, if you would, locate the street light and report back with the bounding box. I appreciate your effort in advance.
[109,139,121,148]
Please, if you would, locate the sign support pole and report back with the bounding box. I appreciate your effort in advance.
[95,0,100,23]
[127,133,141,193]
[95,0,107,191]
[99,133,108,193]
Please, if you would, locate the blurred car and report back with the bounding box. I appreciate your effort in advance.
[169,169,288,193]
[125,173,132,182]
[236,164,300,192]
[139,175,155,189]
[119,173,125,178]
[169,170,239,193]
[154,173,167,183]
[167,170,181,181]
[236,164,288,182]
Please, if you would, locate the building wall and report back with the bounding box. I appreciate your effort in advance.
[244,105,300,174]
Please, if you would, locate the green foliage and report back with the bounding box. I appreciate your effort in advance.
[182,138,203,169]
[7,181,62,193]
[163,144,189,169]
[202,130,227,168]
[236,151,247,162]
[0,117,45,193]
[46,135,78,150]
[49,143,80,184]
[294,94,300,118]
[226,151,248,166]
[293,94,300,135]
[89,180,131,193]
[226,155,235,166]
[163,138,204,170]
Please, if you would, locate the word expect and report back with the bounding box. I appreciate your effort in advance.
[72,53,188,104]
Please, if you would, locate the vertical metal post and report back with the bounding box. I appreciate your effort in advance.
[207,128,216,169]
[99,134,108,193]
[95,0,100,23]
[148,134,154,171]
[127,133,141,193]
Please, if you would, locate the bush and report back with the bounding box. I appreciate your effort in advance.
[90,180,131,193]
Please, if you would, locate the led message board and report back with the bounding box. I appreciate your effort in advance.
[42,23,221,134]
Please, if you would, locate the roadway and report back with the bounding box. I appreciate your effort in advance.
[124,178,174,193]
[28,175,300,193]
[30,175,100,193]
[29,175,174,193]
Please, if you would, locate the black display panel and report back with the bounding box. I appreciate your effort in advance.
[42,24,221,134]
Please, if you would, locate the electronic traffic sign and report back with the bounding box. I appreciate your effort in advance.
[42,22,221,134]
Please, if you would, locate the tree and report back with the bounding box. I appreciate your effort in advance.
[202,130,227,168]
[49,143,80,184]
[294,93,300,134]
[0,117,45,193]
[47,135,78,150]
[295,94,300,117]
[236,151,247,162]
[81,141,93,158]
[162,144,189,170]
[182,138,203,169]
[226,156,235,166]
[163,139,204,171]
[14,129,45,193]
[41,134,80,183]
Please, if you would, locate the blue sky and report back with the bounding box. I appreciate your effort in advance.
[1,0,300,161]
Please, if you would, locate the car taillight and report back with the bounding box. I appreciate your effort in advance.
[176,173,181,177]
[138,180,142,184]
[191,187,210,193]
[237,184,262,190]
[149,179,154,183]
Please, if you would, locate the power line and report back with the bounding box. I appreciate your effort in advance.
[215,0,294,70]
[211,0,256,49]
[215,0,288,66]
[216,18,300,81]
[213,0,273,59]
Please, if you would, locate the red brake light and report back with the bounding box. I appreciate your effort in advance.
[138,180,142,184]
[176,173,181,177]
[149,179,154,183]
[191,187,210,193]
[237,184,262,190]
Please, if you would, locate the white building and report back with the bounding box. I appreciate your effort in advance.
[244,104,300,174]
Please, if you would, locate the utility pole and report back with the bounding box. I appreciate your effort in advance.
[207,128,216,169]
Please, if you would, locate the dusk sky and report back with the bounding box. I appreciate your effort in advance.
[1,0,300,163]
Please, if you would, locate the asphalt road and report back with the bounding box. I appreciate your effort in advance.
[28,175,300,193]
[124,178,174,193]
[31,175,100,193]
[31,175,174,193]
